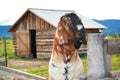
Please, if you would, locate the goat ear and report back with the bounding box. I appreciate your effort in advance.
[75,27,86,49]
[75,39,82,49]
[55,26,69,45]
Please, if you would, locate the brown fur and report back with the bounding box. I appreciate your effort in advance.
[52,18,77,63]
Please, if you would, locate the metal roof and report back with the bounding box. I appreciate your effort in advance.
[29,8,106,29]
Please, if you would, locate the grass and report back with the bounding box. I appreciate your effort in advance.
[0,38,22,59]
[0,38,13,58]
[0,39,120,78]
[27,66,49,78]
[111,54,120,71]
[105,35,120,39]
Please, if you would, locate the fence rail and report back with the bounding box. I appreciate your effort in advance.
[0,66,47,80]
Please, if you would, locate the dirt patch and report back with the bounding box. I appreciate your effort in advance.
[7,59,49,72]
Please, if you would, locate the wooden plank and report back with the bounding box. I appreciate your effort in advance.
[36,42,53,46]
[37,51,52,53]
[29,13,32,29]
[37,46,53,49]
[37,48,52,51]
[36,17,40,29]
[36,35,54,39]
[32,14,36,29]
[36,49,52,52]
[107,39,120,54]
[36,40,53,43]
[16,30,30,56]
[23,15,27,30]
[36,39,54,41]
[41,20,43,29]
[36,41,53,46]
[26,13,29,30]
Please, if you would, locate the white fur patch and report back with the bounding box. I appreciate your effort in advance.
[60,36,63,39]
[49,55,84,80]
[77,25,83,30]
[58,26,62,30]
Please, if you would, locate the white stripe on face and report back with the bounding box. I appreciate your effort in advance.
[77,25,83,30]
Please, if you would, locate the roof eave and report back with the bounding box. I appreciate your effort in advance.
[8,9,30,32]
[8,8,57,32]
[29,9,56,28]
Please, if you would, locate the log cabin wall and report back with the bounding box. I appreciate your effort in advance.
[12,11,56,57]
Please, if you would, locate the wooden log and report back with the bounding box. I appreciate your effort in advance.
[36,45,53,48]
[36,43,53,46]
[36,40,53,46]
[36,35,54,39]
[37,51,52,53]
[87,33,105,80]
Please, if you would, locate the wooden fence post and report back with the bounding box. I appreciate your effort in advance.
[87,33,105,80]
[1,38,7,67]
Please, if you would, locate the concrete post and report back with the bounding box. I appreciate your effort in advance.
[104,40,111,77]
[87,33,105,80]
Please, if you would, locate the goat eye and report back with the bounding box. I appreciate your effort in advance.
[77,25,83,30]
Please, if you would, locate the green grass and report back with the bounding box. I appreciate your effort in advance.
[105,35,120,39]
[0,39,13,58]
[0,38,22,59]
[110,35,120,38]
[27,66,49,78]
[111,54,120,71]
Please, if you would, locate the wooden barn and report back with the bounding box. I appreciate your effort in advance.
[8,8,106,58]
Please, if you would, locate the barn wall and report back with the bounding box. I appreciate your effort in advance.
[12,12,56,57]
[36,28,55,54]
[31,13,56,55]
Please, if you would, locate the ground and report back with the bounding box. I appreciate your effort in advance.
[8,59,49,73]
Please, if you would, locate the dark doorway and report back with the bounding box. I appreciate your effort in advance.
[30,30,37,58]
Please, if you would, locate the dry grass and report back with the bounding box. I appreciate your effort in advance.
[8,59,49,72]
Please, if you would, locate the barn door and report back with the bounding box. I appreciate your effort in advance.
[16,30,30,57]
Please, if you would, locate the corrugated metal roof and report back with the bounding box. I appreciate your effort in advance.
[29,8,106,29]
